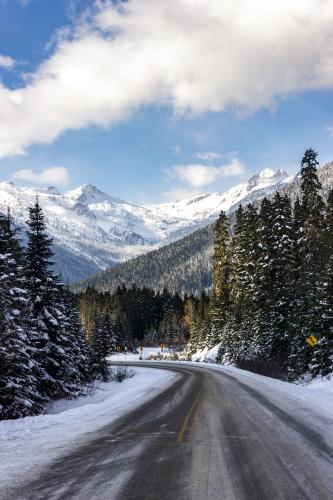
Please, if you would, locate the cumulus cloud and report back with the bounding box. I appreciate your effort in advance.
[0,55,15,69]
[1,0,333,157]
[167,157,245,188]
[12,166,70,186]
[327,126,333,136]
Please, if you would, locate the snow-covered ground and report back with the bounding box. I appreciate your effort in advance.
[107,347,181,361]
[107,346,162,361]
[0,367,177,497]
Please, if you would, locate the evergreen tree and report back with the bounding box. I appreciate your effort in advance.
[255,197,275,357]
[310,189,333,376]
[59,287,91,389]
[229,204,260,360]
[291,149,326,377]
[268,193,296,367]
[91,312,116,381]
[209,211,230,347]
[0,212,43,419]
[25,199,72,399]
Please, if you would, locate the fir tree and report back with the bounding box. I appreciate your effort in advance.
[0,212,43,419]
[310,189,333,376]
[230,204,260,360]
[91,312,116,381]
[25,199,72,399]
[268,193,296,367]
[292,149,326,377]
[209,211,231,347]
[255,197,275,357]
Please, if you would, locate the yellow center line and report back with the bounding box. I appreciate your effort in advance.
[177,390,202,443]
[189,415,198,439]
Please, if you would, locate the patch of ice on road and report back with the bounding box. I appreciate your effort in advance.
[0,367,177,497]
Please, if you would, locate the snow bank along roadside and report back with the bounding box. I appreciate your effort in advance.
[190,343,333,414]
[107,346,164,361]
[0,367,177,495]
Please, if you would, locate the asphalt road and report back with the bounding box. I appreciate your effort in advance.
[8,362,333,500]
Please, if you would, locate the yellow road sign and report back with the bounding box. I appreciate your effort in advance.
[306,335,318,347]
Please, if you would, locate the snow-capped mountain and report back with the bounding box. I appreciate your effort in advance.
[0,168,292,282]
[147,169,291,242]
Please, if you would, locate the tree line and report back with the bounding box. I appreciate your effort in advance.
[187,149,333,380]
[0,200,119,420]
[79,285,193,348]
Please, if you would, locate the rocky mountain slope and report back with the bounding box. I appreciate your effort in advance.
[0,169,290,282]
[75,162,333,295]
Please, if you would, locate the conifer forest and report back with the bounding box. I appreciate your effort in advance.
[0,200,116,420]
[187,149,333,380]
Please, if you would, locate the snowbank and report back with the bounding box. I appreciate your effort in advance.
[191,343,222,363]
[107,346,162,361]
[107,346,180,362]
[0,367,177,496]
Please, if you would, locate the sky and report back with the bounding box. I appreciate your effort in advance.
[0,0,332,204]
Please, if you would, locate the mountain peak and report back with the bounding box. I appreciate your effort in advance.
[65,184,124,205]
[248,168,290,189]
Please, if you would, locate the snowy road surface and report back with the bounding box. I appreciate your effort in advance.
[2,362,333,500]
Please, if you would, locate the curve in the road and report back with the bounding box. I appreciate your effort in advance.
[7,362,333,500]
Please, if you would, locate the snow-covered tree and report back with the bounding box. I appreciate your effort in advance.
[209,211,231,347]
[25,199,74,399]
[91,312,116,381]
[0,212,43,419]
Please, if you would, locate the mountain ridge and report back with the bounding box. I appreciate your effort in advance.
[74,162,333,295]
[0,168,291,282]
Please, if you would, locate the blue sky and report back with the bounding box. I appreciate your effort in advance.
[0,0,332,204]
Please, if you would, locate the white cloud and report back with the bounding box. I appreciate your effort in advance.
[167,157,245,188]
[0,55,15,69]
[327,126,333,136]
[12,166,70,186]
[195,151,221,162]
[1,0,333,157]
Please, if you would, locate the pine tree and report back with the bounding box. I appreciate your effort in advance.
[229,204,260,360]
[59,287,91,388]
[0,212,43,419]
[268,193,296,369]
[255,197,275,358]
[292,149,326,377]
[25,199,72,399]
[91,312,116,381]
[310,189,333,376]
[209,211,231,347]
